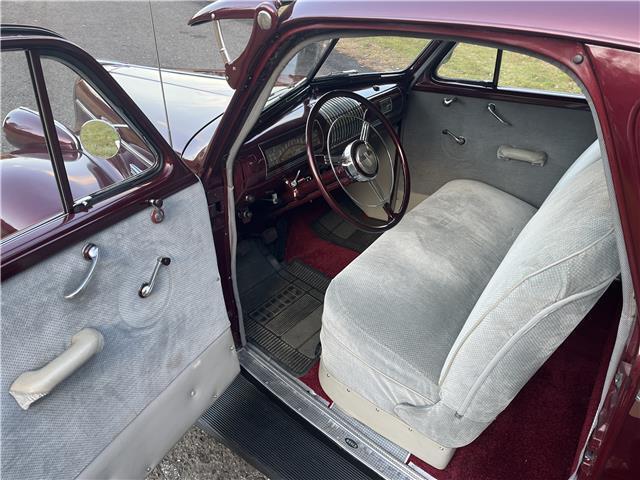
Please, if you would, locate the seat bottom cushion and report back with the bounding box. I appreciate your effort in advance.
[320,180,536,415]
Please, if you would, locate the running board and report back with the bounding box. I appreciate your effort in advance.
[234,345,436,480]
[197,372,381,480]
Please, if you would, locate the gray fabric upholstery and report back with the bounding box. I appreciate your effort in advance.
[1,183,237,479]
[321,141,619,449]
[402,91,597,207]
[321,180,536,416]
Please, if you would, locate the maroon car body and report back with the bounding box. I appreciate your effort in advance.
[1,2,638,479]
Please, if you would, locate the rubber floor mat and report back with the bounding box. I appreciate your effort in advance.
[311,209,380,253]
[241,261,330,376]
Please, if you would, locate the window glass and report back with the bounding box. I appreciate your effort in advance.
[41,57,156,201]
[437,43,497,82]
[267,41,333,105]
[1,51,63,240]
[498,51,581,95]
[317,37,430,77]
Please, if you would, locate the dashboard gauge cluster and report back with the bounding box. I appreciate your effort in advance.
[261,122,323,175]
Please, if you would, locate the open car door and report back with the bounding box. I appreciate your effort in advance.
[0,27,239,479]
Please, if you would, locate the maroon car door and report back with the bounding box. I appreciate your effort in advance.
[0,27,239,479]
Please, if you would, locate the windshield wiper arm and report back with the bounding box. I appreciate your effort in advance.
[326,69,359,77]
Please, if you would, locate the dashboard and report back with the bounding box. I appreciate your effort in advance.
[233,83,404,223]
[260,122,323,175]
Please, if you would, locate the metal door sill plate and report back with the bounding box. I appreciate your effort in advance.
[239,345,437,480]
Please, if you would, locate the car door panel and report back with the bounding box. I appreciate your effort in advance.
[402,90,597,207]
[1,182,239,479]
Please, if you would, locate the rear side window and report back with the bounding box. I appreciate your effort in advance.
[437,44,497,83]
[435,42,581,96]
[498,51,581,94]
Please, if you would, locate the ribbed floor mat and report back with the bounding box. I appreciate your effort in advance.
[241,261,330,376]
[312,209,380,253]
[198,374,380,480]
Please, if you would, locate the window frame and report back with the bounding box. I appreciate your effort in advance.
[431,43,585,100]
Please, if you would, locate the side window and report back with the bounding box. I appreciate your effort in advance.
[498,50,581,95]
[435,43,582,96]
[1,48,158,242]
[1,51,63,239]
[41,57,156,201]
[436,44,497,83]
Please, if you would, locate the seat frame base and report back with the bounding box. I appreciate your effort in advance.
[319,360,456,470]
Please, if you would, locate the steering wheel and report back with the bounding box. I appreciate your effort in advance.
[305,90,411,233]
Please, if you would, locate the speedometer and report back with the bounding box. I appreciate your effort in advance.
[262,122,323,174]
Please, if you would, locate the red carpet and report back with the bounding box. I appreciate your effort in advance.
[284,203,360,278]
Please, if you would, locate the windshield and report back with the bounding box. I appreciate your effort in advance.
[266,40,332,105]
[316,36,431,77]
[266,36,430,106]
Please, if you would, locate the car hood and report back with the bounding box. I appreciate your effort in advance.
[102,62,234,155]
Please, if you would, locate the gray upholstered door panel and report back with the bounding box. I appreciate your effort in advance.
[402,91,597,206]
[1,182,239,479]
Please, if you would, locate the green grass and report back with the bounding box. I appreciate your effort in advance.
[338,38,581,95]
[336,37,430,72]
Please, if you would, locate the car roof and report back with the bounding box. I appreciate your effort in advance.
[0,24,65,39]
[285,0,640,51]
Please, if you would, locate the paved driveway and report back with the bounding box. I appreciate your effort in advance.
[2,2,266,479]
[0,1,247,70]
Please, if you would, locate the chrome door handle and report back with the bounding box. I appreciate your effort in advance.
[442,129,466,145]
[139,256,171,298]
[9,328,104,410]
[487,103,512,126]
[65,243,99,299]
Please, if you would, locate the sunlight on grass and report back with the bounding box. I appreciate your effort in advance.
[336,37,430,72]
[438,44,497,81]
[499,50,581,94]
[339,38,581,95]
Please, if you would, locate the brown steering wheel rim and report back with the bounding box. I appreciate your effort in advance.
[305,90,411,233]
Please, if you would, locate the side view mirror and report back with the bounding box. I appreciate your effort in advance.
[2,107,80,153]
[188,0,281,89]
[2,108,122,160]
[79,119,121,159]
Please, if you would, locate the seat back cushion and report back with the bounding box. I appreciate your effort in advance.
[438,155,620,428]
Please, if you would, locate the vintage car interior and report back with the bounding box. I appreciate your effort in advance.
[1,6,636,479]
[221,35,621,476]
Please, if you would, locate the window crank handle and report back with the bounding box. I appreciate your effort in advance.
[139,256,171,298]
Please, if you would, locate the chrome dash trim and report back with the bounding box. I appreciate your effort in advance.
[239,345,429,480]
